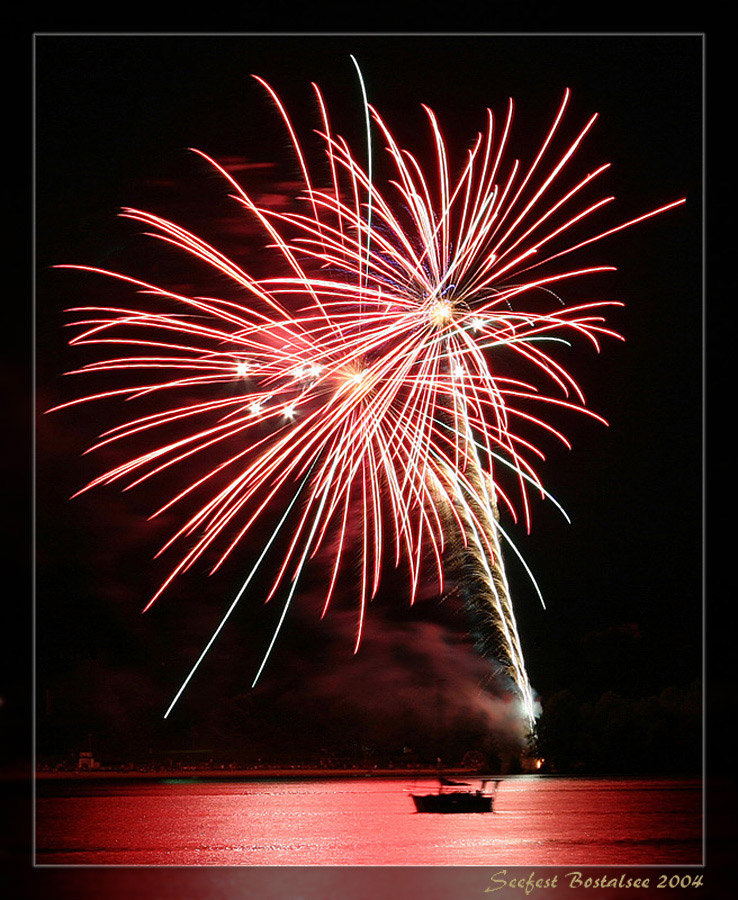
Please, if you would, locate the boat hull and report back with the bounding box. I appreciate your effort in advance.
[411,792,494,813]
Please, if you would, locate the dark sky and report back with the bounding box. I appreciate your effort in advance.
[33,34,703,761]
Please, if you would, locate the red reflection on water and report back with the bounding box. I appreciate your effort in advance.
[35,776,702,868]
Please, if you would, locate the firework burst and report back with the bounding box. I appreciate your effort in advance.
[51,65,684,726]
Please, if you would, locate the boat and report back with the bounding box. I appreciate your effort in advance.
[411,775,501,813]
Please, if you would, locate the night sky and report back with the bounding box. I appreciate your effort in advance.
[33,34,703,765]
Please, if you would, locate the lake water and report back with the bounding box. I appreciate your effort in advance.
[35,775,702,867]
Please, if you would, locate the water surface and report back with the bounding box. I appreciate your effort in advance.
[35,775,702,866]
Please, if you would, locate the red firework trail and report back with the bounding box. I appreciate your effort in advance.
[51,64,685,722]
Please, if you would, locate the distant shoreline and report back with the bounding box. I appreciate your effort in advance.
[35,766,487,781]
